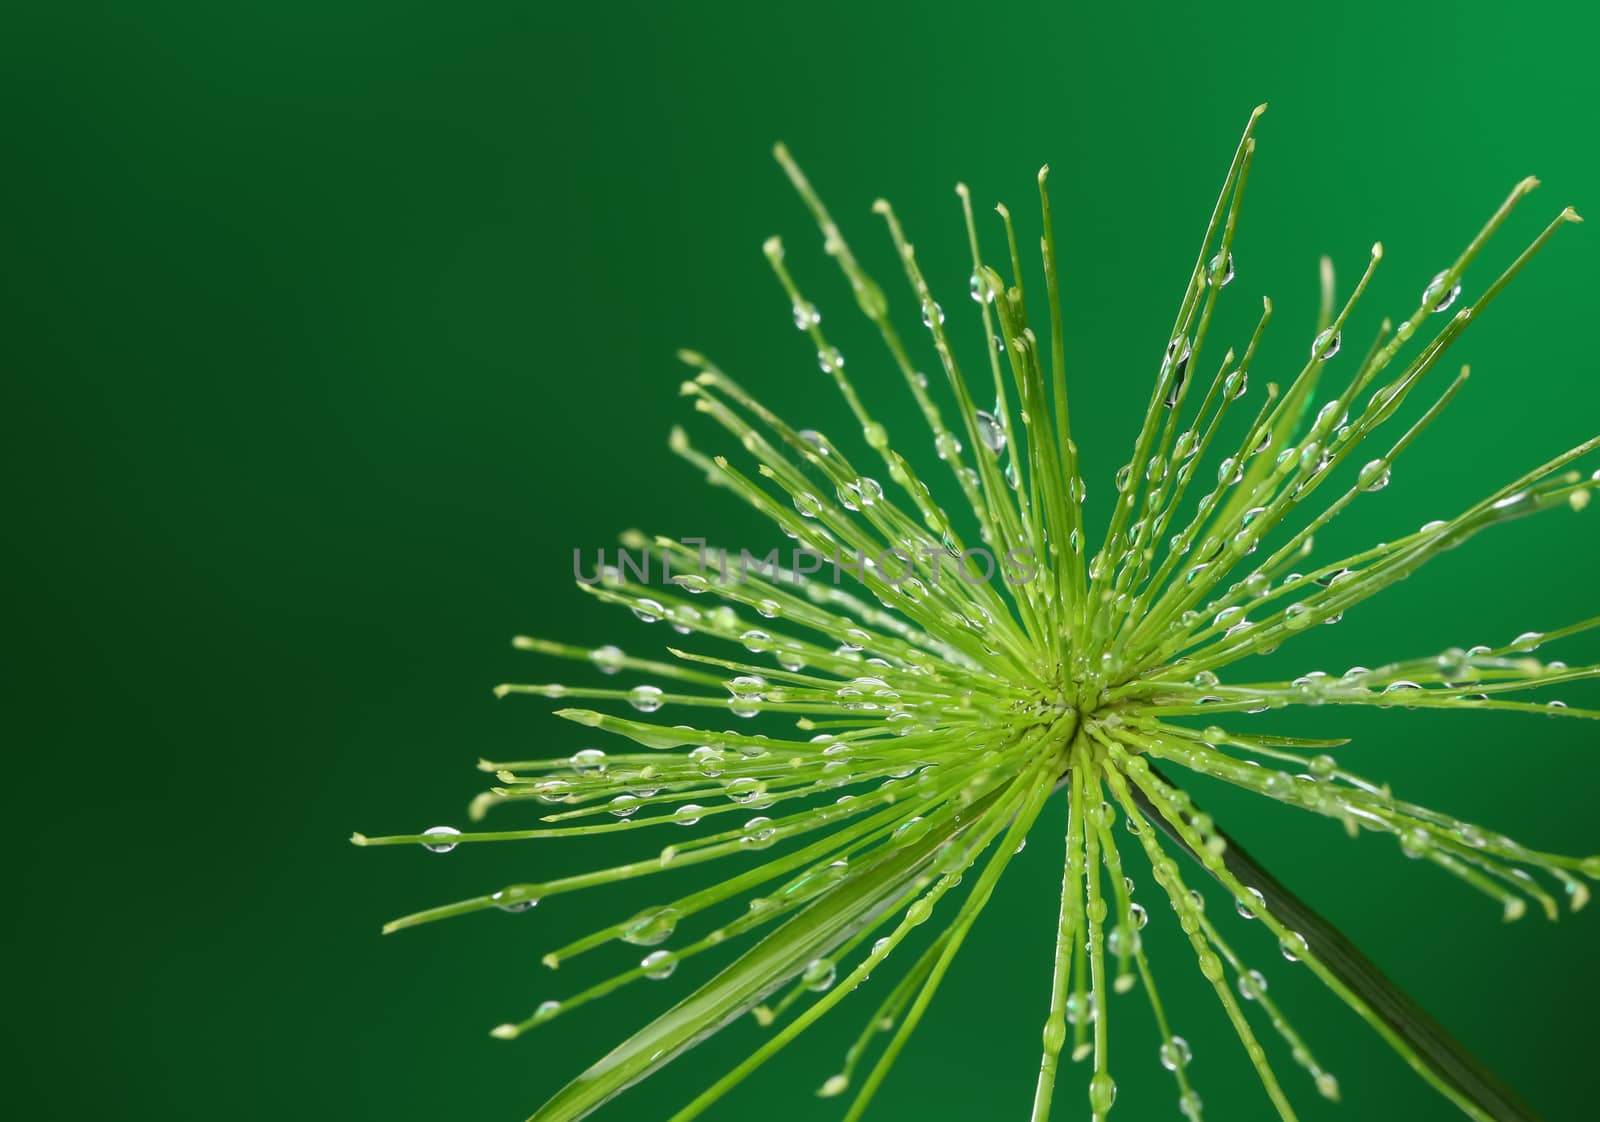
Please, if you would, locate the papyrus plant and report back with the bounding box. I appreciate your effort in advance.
[357,106,1599,1121]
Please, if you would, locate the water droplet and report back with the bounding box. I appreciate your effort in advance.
[570,748,607,772]
[1280,931,1309,962]
[1160,1035,1193,1071]
[1357,460,1391,492]
[492,887,537,912]
[1235,886,1265,918]
[1238,969,1268,1000]
[1164,337,1192,407]
[793,490,824,518]
[621,906,680,946]
[421,826,461,853]
[609,793,641,817]
[802,957,837,992]
[921,299,944,328]
[892,815,930,847]
[726,777,769,804]
[1180,1089,1204,1120]
[1066,991,1097,1025]
[740,816,777,848]
[817,346,844,374]
[969,272,993,304]
[689,745,725,776]
[975,411,1007,454]
[729,675,768,700]
[641,949,678,980]
[590,645,626,673]
[1283,603,1313,630]
[1312,327,1342,361]
[1422,271,1461,314]
[1208,250,1235,287]
[1510,631,1544,653]
[628,684,664,712]
[631,598,666,623]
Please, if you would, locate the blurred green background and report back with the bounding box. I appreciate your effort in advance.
[5,1,1598,1119]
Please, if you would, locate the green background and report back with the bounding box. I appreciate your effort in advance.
[6,1,1598,1119]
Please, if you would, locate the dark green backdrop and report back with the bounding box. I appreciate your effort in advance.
[6,2,1598,1119]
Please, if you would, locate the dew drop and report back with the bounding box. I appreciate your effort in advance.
[1422,270,1461,314]
[1400,826,1431,859]
[1160,1035,1193,1071]
[1312,327,1342,361]
[492,887,537,912]
[641,949,678,980]
[628,684,664,712]
[609,793,641,817]
[420,825,461,853]
[1066,990,1097,1025]
[975,410,1007,454]
[1238,969,1268,1000]
[726,777,769,804]
[740,816,777,849]
[621,906,680,946]
[569,748,607,772]
[802,957,837,992]
[1510,630,1544,653]
[1208,250,1235,287]
[590,645,625,673]
[1357,460,1391,492]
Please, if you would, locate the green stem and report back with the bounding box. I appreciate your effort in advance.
[1131,767,1545,1122]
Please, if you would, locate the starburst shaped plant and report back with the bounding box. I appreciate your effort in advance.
[356,106,1600,1121]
